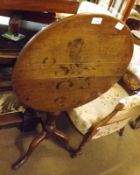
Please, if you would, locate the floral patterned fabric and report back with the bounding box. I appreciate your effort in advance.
[93,118,129,139]
[68,84,140,139]
[0,91,25,115]
[123,44,140,90]
[119,91,140,110]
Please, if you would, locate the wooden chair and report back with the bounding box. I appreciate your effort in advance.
[119,2,140,128]
[122,2,140,91]
[62,1,140,158]
[76,2,139,89]
[77,1,140,129]
[63,0,140,155]
[84,0,136,21]
[122,42,140,129]
[68,83,140,155]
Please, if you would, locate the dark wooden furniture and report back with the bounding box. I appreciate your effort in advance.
[0,0,135,170]
[0,0,136,64]
[93,0,136,22]
[0,26,36,62]
[0,12,56,65]
[0,10,56,24]
[0,25,37,91]
[11,14,133,169]
[128,35,140,129]
[0,0,79,14]
[0,0,79,66]
[13,14,133,111]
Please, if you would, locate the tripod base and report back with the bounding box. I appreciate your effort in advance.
[12,112,75,170]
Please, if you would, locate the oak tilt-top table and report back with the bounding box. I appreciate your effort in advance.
[10,13,134,169]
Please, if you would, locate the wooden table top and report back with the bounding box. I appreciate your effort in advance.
[0,0,79,14]
[12,14,133,112]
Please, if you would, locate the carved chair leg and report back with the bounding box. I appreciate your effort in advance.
[70,126,94,158]
[12,131,47,170]
[53,129,74,152]
[118,127,125,136]
[129,115,140,129]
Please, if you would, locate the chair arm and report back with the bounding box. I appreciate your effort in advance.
[93,92,140,130]
[119,91,140,110]
[82,87,140,139]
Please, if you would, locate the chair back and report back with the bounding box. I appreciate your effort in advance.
[91,0,136,21]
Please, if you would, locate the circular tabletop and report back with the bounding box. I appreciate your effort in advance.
[12,14,133,112]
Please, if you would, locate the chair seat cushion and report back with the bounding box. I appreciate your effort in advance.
[123,44,140,90]
[68,84,140,139]
[68,84,127,133]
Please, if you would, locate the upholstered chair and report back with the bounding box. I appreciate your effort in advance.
[67,83,140,156]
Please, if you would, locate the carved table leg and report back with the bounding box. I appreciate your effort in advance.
[53,129,74,152]
[11,112,74,170]
[12,131,47,170]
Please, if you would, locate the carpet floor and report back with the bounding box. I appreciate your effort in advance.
[0,114,140,175]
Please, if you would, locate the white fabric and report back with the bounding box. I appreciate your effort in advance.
[56,1,123,23]
[119,92,140,110]
[93,118,129,139]
[77,1,122,18]
[0,91,25,115]
[68,84,128,134]
[69,84,140,139]
[128,44,140,81]
[77,1,112,16]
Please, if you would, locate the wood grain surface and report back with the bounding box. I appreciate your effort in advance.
[12,14,134,112]
[0,0,79,14]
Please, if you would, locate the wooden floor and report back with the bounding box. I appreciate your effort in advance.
[0,114,140,175]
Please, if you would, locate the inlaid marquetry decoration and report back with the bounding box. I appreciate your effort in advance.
[12,14,133,111]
